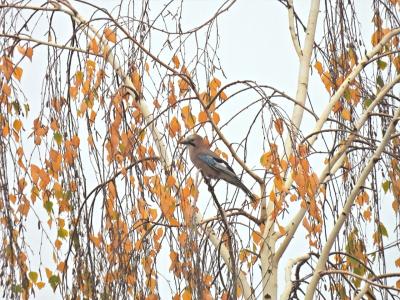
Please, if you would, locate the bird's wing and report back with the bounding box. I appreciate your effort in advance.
[198,152,236,175]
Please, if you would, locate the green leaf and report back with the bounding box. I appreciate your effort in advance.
[29,271,38,283]
[363,98,373,109]
[44,200,53,213]
[343,88,351,101]
[377,59,387,70]
[11,284,22,293]
[12,101,21,115]
[24,103,30,116]
[376,75,384,88]
[49,275,60,291]
[58,228,69,239]
[53,132,62,145]
[378,222,388,237]
[382,180,391,193]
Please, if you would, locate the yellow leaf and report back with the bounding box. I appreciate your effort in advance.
[260,152,272,169]
[29,271,38,283]
[182,289,192,300]
[13,119,22,132]
[75,71,84,86]
[104,27,117,43]
[172,55,180,69]
[36,282,45,289]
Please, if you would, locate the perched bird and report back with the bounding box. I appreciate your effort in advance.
[180,134,255,200]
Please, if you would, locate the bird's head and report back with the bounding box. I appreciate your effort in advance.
[179,134,205,148]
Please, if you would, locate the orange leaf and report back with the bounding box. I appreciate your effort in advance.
[212,112,220,125]
[2,56,13,80]
[341,108,351,121]
[393,199,399,212]
[198,111,208,123]
[219,90,228,101]
[57,261,65,272]
[178,79,189,94]
[104,27,117,43]
[2,82,11,96]
[131,70,141,92]
[89,38,99,54]
[45,268,52,279]
[69,86,78,99]
[395,257,400,268]
[166,175,176,188]
[314,61,323,75]
[321,71,332,92]
[169,116,181,137]
[172,55,180,69]
[13,66,23,81]
[30,164,40,184]
[252,230,262,245]
[55,239,62,250]
[181,105,196,130]
[393,56,400,73]
[17,45,33,60]
[208,77,221,90]
[274,118,284,135]
[90,234,102,248]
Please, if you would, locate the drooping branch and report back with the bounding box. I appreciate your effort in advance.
[304,104,400,299]
[274,73,400,264]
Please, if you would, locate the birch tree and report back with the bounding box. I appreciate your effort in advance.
[1,1,400,299]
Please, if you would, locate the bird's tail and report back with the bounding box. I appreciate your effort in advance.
[236,180,256,202]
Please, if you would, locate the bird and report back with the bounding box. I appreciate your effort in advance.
[180,133,255,200]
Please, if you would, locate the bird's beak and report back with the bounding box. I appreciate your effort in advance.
[179,136,195,147]
[179,137,190,145]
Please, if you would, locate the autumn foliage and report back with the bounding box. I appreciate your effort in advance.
[1,1,400,300]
